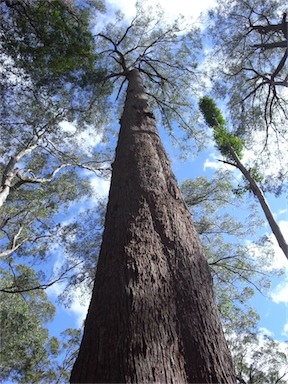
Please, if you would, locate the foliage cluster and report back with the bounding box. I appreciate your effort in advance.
[230,332,288,384]
[0,0,287,381]
[199,96,244,160]
[0,265,82,383]
[1,0,98,87]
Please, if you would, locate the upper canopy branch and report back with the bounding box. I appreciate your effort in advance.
[250,12,287,39]
[92,9,200,139]
[247,12,288,89]
[97,25,177,79]
[211,3,288,138]
[98,33,128,72]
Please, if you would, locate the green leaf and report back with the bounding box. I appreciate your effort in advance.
[199,96,244,159]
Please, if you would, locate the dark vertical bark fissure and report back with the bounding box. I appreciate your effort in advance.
[70,69,236,383]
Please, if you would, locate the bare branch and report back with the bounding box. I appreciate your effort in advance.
[116,16,137,46]
[0,261,83,293]
[236,375,247,384]
[253,41,287,50]
[14,164,71,187]
[0,225,28,258]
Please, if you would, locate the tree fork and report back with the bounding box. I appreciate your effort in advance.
[70,69,236,383]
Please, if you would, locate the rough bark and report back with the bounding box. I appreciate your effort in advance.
[70,69,236,383]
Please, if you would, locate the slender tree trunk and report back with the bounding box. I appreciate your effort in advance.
[70,69,236,383]
[227,144,288,260]
[0,142,40,208]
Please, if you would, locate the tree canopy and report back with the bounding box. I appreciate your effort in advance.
[208,0,287,133]
[0,0,287,382]
[0,265,57,382]
[199,96,288,258]
[206,0,288,193]
[0,0,111,285]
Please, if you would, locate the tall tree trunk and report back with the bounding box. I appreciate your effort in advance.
[70,69,236,383]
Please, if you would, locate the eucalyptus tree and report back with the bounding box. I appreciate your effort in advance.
[199,96,288,259]
[70,8,236,383]
[0,265,58,382]
[0,264,82,383]
[207,0,288,153]
[229,332,288,384]
[0,0,111,283]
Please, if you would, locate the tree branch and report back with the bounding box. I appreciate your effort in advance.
[271,48,288,82]
[226,144,288,259]
[14,164,72,187]
[253,41,287,50]
[0,225,28,258]
[0,261,83,293]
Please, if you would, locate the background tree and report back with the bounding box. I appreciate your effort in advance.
[181,175,272,331]
[0,265,58,382]
[208,0,287,126]
[199,96,288,258]
[229,332,288,384]
[0,0,111,287]
[53,328,83,384]
[207,0,288,186]
[180,175,287,382]
[0,265,83,383]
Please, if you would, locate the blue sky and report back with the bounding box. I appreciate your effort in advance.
[46,0,288,370]
[1,2,287,383]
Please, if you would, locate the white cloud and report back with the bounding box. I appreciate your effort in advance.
[203,153,221,170]
[68,290,91,328]
[106,0,136,21]
[272,280,288,304]
[59,120,104,156]
[102,0,216,26]
[77,125,103,150]
[203,159,218,171]
[203,153,235,171]
[89,175,111,200]
[283,323,288,337]
[48,279,91,328]
[258,327,274,337]
[59,120,77,134]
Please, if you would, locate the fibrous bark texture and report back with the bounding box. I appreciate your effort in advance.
[70,69,236,383]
